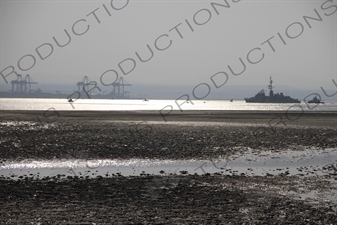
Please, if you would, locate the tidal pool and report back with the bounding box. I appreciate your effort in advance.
[1,149,336,179]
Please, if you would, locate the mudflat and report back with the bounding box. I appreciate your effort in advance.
[1,110,336,224]
[1,110,337,126]
[1,175,337,224]
[0,110,336,160]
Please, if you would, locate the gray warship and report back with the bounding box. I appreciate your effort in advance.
[245,77,301,103]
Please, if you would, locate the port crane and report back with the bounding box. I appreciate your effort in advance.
[112,77,132,97]
[76,76,91,93]
[10,74,38,93]
[75,76,132,98]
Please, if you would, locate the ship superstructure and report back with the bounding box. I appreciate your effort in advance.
[245,77,301,103]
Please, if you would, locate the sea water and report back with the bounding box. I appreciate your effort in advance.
[0,98,337,111]
[1,149,336,179]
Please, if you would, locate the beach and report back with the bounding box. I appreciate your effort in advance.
[1,110,337,224]
[1,110,336,160]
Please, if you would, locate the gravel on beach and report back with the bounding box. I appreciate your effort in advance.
[0,111,336,161]
[1,175,337,224]
[1,110,336,224]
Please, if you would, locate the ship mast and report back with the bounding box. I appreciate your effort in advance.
[268,76,274,97]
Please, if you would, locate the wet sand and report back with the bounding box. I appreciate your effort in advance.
[1,110,337,126]
[0,110,336,161]
[1,175,337,224]
[1,110,337,224]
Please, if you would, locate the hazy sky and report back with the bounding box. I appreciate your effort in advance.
[1,0,336,95]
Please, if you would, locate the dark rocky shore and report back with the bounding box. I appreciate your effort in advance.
[1,111,336,224]
[0,112,336,161]
[1,175,337,224]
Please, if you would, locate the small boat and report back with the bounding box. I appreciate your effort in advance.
[308,96,324,104]
[230,99,233,102]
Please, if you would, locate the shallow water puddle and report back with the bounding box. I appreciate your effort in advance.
[1,149,336,180]
[291,190,337,204]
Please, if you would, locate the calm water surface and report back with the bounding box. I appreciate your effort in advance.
[1,149,336,179]
[1,98,337,111]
